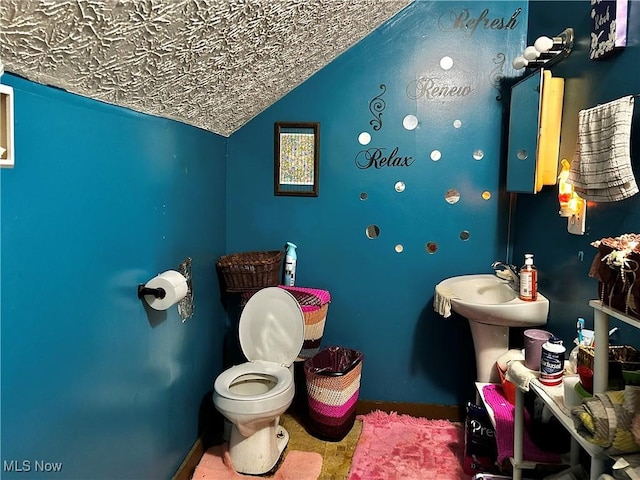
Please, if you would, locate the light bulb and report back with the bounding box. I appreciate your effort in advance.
[534,36,554,53]
[512,56,528,70]
[568,196,578,212]
[523,46,540,60]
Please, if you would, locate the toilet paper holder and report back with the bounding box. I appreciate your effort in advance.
[137,268,189,310]
[137,285,166,300]
[137,259,193,320]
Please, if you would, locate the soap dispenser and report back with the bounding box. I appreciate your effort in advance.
[519,254,537,301]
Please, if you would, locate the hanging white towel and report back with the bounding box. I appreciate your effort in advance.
[433,287,456,318]
[567,95,637,202]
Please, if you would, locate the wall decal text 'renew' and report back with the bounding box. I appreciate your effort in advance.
[406,76,474,100]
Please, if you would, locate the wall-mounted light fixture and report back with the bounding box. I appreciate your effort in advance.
[566,194,586,235]
[512,28,574,71]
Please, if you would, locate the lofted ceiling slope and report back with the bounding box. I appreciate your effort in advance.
[0,0,413,137]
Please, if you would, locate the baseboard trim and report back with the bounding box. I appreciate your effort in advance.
[355,399,465,422]
[172,435,205,480]
[173,400,465,478]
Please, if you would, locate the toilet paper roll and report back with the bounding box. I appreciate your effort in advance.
[144,270,188,310]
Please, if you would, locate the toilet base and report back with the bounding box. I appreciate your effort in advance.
[228,417,289,474]
[222,418,231,442]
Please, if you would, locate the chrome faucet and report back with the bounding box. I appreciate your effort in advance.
[491,261,520,292]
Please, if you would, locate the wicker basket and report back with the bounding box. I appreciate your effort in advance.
[592,240,640,320]
[277,286,331,361]
[577,345,640,372]
[216,250,283,293]
[304,347,363,441]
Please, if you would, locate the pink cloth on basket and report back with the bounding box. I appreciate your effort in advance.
[239,285,330,311]
[482,384,561,464]
[278,285,331,311]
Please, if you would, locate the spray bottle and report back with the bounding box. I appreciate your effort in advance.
[284,242,297,286]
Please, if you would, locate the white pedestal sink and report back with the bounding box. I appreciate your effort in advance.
[435,274,549,383]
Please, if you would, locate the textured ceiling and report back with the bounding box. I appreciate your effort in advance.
[0,0,412,137]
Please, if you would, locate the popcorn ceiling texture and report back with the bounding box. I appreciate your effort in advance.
[0,0,412,137]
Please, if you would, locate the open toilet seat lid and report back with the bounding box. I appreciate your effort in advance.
[239,287,304,367]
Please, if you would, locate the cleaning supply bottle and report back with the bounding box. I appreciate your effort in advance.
[568,318,585,375]
[519,254,537,301]
[283,242,297,286]
[540,336,565,386]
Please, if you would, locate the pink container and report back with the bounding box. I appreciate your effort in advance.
[524,329,552,371]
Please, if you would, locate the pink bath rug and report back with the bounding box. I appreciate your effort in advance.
[348,410,472,480]
[192,443,322,480]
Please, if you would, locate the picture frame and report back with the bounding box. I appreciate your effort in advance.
[0,84,15,168]
[274,122,320,197]
[590,0,628,60]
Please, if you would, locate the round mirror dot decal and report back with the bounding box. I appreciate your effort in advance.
[358,132,371,145]
[360,192,368,201]
[482,191,492,200]
[395,244,404,253]
[444,189,460,204]
[460,230,470,241]
[394,181,406,193]
[430,150,442,161]
[453,119,462,128]
[473,149,484,160]
[366,224,380,239]
[517,149,528,160]
[425,242,438,254]
[403,114,418,130]
[440,56,454,70]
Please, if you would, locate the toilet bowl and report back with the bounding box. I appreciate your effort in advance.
[213,287,304,475]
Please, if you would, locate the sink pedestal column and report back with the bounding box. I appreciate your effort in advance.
[467,320,509,383]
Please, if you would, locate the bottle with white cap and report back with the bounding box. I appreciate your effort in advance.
[283,242,297,286]
[519,253,538,301]
[540,336,565,386]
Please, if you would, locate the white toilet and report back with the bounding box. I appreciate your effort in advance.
[213,287,305,475]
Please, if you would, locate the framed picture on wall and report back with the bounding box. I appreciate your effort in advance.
[274,122,320,197]
[590,0,629,60]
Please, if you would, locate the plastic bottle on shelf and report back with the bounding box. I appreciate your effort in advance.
[540,336,565,386]
[519,253,538,301]
[568,317,585,374]
[568,342,580,375]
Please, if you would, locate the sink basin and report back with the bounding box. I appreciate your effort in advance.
[436,274,549,327]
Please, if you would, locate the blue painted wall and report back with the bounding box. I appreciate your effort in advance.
[512,1,640,346]
[4,1,638,478]
[0,75,227,478]
[226,0,528,406]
